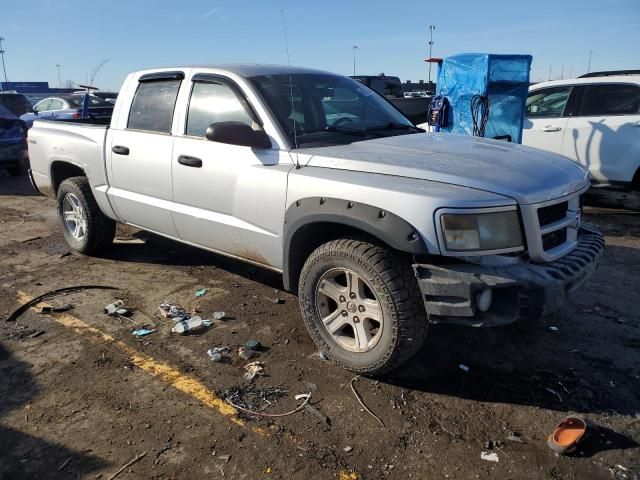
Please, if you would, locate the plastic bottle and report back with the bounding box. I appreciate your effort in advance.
[171,316,210,334]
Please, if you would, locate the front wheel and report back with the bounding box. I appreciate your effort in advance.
[57,176,115,254]
[298,238,428,375]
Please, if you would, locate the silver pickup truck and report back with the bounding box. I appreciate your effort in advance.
[27,65,604,374]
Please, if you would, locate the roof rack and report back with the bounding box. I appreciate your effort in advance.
[578,69,640,78]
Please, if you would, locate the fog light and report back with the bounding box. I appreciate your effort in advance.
[475,289,493,312]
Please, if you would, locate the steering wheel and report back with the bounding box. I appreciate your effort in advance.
[332,116,354,127]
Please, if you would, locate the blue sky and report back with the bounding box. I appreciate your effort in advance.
[1,0,638,90]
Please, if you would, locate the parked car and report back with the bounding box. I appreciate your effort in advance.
[0,91,33,117]
[20,94,114,128]
[27,65,604,375]
[74,90,119,104]
[523,70,640,190]
[0,103,27,175]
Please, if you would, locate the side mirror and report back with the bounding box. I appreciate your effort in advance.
[205,121,271,149]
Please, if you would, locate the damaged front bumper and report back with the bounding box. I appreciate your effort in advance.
[413,225,605,327]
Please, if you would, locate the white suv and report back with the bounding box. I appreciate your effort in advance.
[523,71,640,190]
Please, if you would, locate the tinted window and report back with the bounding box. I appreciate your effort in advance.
[127,79,181,133]
[186,81,254,137]
[579,84,640,116]
[0,94,32,116]
[67,95,113,108]
[526,87,572,118]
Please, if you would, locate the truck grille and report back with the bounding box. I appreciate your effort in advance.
[538,201,568,226]
[542,228,567,250]
[522,189,585,262]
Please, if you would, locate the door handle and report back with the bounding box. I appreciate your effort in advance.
[178,155,203,168]
[112,145,130,155]
[542,126,562,132]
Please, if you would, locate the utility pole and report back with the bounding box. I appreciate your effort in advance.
[561,65,564,80]
[587,50,593,73]
[0,36,8,86]
[427,25,436,86]
[569,65,573,78]
[56,64,62,88]
[352,45,357,76]
[548,64,552,81]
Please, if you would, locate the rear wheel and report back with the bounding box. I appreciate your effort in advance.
[298,238,428,375]
[57,176,115,254]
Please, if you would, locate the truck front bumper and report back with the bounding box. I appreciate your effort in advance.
[413,224,605,327]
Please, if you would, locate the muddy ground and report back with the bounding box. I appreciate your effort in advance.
[0,173,638,480]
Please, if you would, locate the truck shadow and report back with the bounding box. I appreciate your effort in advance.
[0,173,41,197]
[0,343,107,478]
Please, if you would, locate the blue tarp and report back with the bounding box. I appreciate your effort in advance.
[436,53,532,143]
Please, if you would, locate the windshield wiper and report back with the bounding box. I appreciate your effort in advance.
[367,122,425,132]
[325,125,372,137]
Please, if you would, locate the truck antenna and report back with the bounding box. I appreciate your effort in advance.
[280,10,300,168]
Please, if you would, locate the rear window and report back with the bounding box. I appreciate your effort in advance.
[67,95,113,108]
[0,94,32,116]
[579,84,640,116]
[127,79,181,133]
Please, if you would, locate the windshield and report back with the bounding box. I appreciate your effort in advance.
[249,73,416,148]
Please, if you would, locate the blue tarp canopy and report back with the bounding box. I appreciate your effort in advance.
[436,53,532,143]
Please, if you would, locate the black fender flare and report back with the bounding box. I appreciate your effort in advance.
[282,197,429,291]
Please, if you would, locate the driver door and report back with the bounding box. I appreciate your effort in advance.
[170,73,290,268]
[522,86,572,155]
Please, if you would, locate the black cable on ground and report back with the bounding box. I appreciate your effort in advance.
[6,285,119,322]
[471,94,490,137]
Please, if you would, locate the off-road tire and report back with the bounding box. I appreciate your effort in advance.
[57,176,115,254]
[298,238,428,375]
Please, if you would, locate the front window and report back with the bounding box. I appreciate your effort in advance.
[526,86,572,118]
[249,73,417,148]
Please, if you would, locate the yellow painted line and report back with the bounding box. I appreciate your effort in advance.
[16,290,243,425]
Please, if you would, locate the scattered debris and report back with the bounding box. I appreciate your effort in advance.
[132,329,155,337]
[113,237,147,245]
[506,432,525,444]
[303,403,331,427]
[16,235,41,243]
[243,361,265,380]
[225,391,311,418]
[318,351,329,361]
[213,311,226,320]
[549,326,559,331]
[480,451,499,462]
[59,252,72,258]
[302,381,318,391]
[615,317,628,324]
[195,288,208,297]
[171,316,212,334]
[28,330,46,339]
[343,446,353,452]
[39,304,74,314]
[265,466,273,474]
[218,454,231,463]
[245,340,262,351]
[6,285,119,322]
[266,289,284,304]
[545,387,563,403]
[238,347,254,360]
[219,385,288,420]
[159,302,187,320]
[107,451,147,480]
[207,346,231,362]
[56,457,72,471]
[104,300,124,315]
[350,376,385,427]
[458,364,470,372]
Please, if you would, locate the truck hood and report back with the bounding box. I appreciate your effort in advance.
[299,133,589,204]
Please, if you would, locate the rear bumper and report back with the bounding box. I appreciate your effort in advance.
[413,224,605,327]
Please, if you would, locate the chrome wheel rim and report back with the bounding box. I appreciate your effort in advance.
[315,268,383,353]
[62,193,87,241]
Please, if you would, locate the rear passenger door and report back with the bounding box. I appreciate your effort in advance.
[106,71,184,235]
[522,86,573,154]
[562,83,640,185]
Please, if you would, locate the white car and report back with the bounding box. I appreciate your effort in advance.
[523,71,640,190]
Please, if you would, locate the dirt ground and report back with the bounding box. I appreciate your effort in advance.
[0,173,638,480]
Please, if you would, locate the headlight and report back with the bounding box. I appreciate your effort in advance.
[440,210,523,253]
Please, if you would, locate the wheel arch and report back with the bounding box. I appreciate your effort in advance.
[282,197,429,292]
[50,161,86,195]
